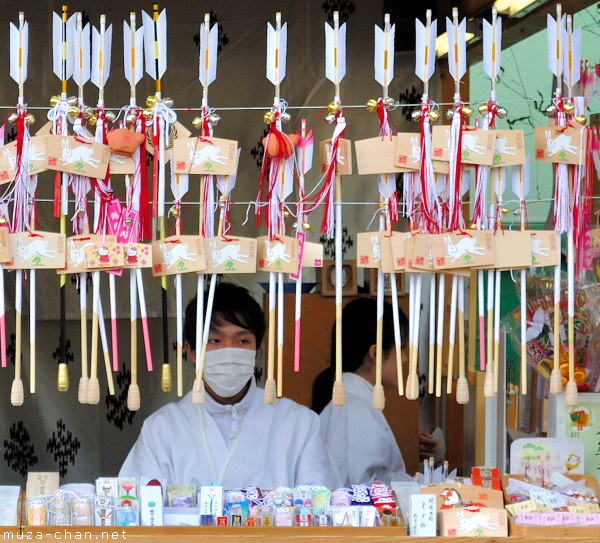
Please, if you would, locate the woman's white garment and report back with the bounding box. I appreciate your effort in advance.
[120,378,341,489]
[319,372,411,486]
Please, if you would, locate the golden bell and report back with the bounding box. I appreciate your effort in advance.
[0,217,6,225]
[461,105,474,118]
[125,113,137,124]
[383,96,395,109]
[87,114,98,126]
[161,363,172,392]
[366,98,378,112]
[446,109,455,121]
[263,111,276,124]
[209,113,220,126]
[324,113,336,125]
[575,114,587,125]
[25,114,35,126]
[280,112,291,123]
[469,223,477,230]
[50,95,61,107]
[501,207,508,214]
[57,363,69,392]
[171,208,179,217]
[146,95,157,108]
[67,96,78,105]
[7,112,18,124]
[142,108,154,121]
[192,116,203,130]
[478,103,488,115]
[429,109,440,122]
[105,111,116,123]
[496,107,508,119]
[563,101,575,115]
[302,221,311,231]
[163,97,174,108]
[545,104,557,117]
[67,106,80,119]
[327,101,339,115]
[411,110,421,122]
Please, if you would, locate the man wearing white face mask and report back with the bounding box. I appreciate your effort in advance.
[119,282,341,490]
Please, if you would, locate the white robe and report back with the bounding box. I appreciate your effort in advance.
[319,372,411,486]
[120,378,341,489]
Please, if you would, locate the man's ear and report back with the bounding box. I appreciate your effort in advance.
[367,344,377,366]
[184,341,196,364]
[255,344,263,361]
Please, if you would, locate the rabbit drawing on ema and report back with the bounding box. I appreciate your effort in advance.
[444,235,486,262]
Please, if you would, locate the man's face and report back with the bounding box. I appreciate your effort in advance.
[206,318,257,352]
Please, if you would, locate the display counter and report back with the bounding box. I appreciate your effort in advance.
[10,527,600,543]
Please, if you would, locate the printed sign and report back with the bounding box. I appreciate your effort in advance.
[0,226,9,263]
[145,121,191,158]
[123,243,152,268]
[257,235,298,273]
[174,137,239,176]
[394,132,422,171]
[108,152,135,175]
[319,138,352,176]
[152,235,206,276]
[529,230,560,267]
[84,239,124,269]
[430,230,495,270]
[410,233,434,271]
[493,130,526,166]
[492,230,532,269]
[432,127,496,166]
[534,126,587,165]
[58,235,116,274]
[354,136,408,174]
[44,135,110,178]
[204,236,256,274]
[0,136,47,184]
[357,232,382,268]
[389,231,413,271]
[6,231,65,269]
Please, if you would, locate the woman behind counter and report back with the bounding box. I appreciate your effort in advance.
[312,297,424,486]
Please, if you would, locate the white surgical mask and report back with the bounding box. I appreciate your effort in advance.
[203,347,256,397]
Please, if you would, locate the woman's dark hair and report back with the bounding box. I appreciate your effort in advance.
[311,297,408,413]
[183,282,266,351]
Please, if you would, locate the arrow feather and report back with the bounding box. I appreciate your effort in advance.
[325,21,346,84]
[73,21,90,86]
[446,16,466,81]
[91,24,112,88]
[199,21,218,87]
[374,23,395,88]
[123,21,144,85]
[564,25,582,87]
[547,14,565,77]
[414,18,436,83]
[483,16,502,80]
[266,21,287,86]
[142,8,167,80]
[216,148,242,196]
[10,21,28,84]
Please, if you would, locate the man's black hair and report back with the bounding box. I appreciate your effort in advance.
[183,282,266,351]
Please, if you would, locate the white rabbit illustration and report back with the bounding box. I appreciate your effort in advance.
[16,238,57,261]
[531,237,550,257]
[209,241,248,266]
[409,136,421,163]
[28,143,45,162]
[370,235,381,262]
[160,242,197,269]
[187,142,228,167]
[60,139,101,167]
[325,142,346,166]
[494,137,516,156]
[456,510,499,534]
[265,240,291,264]
[68,241,93,266]
[462,133,486,155]
[545,130,578,156]
[109,153,127,165]
[3,149,16,170]
[444,236,486,262]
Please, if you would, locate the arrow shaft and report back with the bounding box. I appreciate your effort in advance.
[130,12,136,104]
[153,4,161,97]
[61,5,68,97]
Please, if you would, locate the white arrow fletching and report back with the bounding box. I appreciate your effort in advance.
[446,16,466,81]
[325,21,346,84]
[91,24,112,88]
[123,21,144,85]
[142,8,167,80]
[483,16,502,81]
[216,148,241,195]
[199,21,218,87]
[296,140,313,176]
[72,21,90,86]
[563,25,582,87]
[10,21,28,85]
[547,13,565,77]
[378,173,396,200]
[414,18,436,83]
[170,167,189,201]
[53,12,74,81]
[374,23,394,88]
[267,21,287,86]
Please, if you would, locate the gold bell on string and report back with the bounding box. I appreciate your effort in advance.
[263,111,276,124]
[496,107,508,119]
[411,110,421,122]
[366,98,378,112]
[545,104,557,117]
[162,97,174,108]
[563,101,575,115]
[25,114,35,126]
[87,114,98,126]
[192,116,203,130]
[302,221,311,231]
[50,95,61,107]
[209,112,220,126]
[146,95,157,108]
[7,112,18,124]
[67,106,80,119]
[469,223,477,230]
[429,109,440,122]
[283,209,290,218]
[446,109,455,121]
[142,108,154,121]
[461,105,474,118]
[575,115,587,125]
[383,96,395,109]
[478,103,488,115]
[57,363,69,392]
[327,101,339,115]
[280,112,291,123]
[161,364,172,392]
[105,111,116,123]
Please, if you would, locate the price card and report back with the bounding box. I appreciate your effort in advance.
[516,511,541,525]
[409,494,436,536]
[579,513,600,525]
[540,512,563,526]
[530,490,567,509]
[506,499,538,517]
